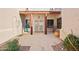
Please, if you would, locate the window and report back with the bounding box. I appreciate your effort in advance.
[47,20,54,28]
[57,17,62,29]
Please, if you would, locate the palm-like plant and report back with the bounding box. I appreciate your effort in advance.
[63,34,79,51]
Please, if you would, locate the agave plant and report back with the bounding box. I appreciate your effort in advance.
[63,34,79,51]
[6,39,20,51]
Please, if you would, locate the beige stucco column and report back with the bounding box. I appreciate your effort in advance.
[54,17,57,28]
[20,14,26,34]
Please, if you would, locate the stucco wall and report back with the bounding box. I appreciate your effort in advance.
[60,8,79,40]
[0,8,22,44]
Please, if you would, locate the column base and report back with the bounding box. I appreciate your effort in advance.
[30,26,33,35]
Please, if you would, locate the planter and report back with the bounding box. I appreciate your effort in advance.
[54,29,60,37]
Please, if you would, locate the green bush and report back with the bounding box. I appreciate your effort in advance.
[6,39,20,51]
[63,34,79,51]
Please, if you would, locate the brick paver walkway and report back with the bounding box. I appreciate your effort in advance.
[18,33,62,51]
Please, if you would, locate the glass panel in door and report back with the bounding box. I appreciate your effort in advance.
[34,19,43,32]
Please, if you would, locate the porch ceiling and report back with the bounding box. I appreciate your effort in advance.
[19,11,61,15]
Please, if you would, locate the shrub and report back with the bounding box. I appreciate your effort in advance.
[6,39,20,51]
[63,34,79,51]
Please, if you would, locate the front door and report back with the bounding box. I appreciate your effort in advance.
[47,19,54,32]
[34,19,43,32]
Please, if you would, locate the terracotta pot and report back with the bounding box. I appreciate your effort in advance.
[54,30,60,37]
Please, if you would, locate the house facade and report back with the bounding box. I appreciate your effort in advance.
[0,8,79,44]
[20,8,61,35]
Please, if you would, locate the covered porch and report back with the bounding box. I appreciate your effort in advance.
[20,11,61,36]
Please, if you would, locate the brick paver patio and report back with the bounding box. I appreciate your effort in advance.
[18,33,62,51]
